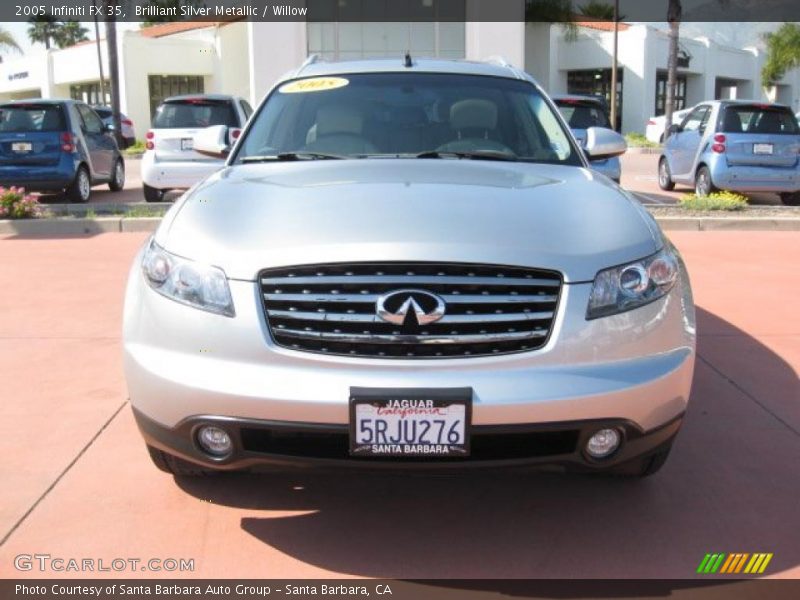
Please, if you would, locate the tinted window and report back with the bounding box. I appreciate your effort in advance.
[681,106,710,132]
[0,104,67,132]
[77,104,104,134]
[721,105,799,134]
[93,108,112,119]
[152,99,237,129]
[554,100,611,129]
[236,73,579,165]
[241,100,254,120]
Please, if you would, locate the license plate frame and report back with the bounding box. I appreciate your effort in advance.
[753,143,774,155]
[11,142,32,153]
[181,138,194,151]
[349,387,472,458]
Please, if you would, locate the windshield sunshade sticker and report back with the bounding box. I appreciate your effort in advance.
[279,77,350,94]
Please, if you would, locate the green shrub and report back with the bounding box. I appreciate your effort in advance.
[124,140,146,155]
[625,132,660,148]
[679,191,749,211]
[0,186,42,219]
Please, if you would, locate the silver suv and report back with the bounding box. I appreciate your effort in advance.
[124,58,695,478]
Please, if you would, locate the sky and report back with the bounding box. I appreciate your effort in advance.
[1,21,141,56]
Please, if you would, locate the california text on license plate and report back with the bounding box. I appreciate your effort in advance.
[349,387,472,457]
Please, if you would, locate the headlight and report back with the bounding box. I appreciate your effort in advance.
[142,239,235,317]
[587,247,678,319]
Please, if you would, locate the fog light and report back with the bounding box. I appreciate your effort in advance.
[196,425,232,457]
[586,428,621,458]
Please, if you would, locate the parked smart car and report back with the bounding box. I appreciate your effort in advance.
[645,106,693,145]
[659,100,800,204]
[552,94,622,182]
[141,94,253,202]
[124,58,695,479]
[0,99,125,202]
[93,106,136,149]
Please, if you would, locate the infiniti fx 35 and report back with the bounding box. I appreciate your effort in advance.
[123,58,696,477]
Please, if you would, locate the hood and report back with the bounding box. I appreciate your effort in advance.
[157,159,659,283]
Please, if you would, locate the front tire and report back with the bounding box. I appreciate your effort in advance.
[143,184,163,203]
[779,192,800,206]
[694,165,717,197]
[66,166,91,203]
[109,159,125,192]
[146,445,218,477]
[658,157,675,191]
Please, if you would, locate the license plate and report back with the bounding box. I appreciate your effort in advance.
[753,143,773,155]
[11,142,32,153]
[349,387,472,457]
[181,138,194,151]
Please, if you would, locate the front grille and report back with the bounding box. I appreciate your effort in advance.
[259,262,562,358]
[240,426,579,461]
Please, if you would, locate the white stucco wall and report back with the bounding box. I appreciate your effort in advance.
[248,21,308,105]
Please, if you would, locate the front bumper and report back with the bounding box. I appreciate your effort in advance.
[141,151,223,190]
[124,246,696,471]
[134,407,683,471]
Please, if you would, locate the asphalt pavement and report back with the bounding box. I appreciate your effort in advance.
[0,230,798,579]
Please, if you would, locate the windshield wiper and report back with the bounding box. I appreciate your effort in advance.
[415,150,520,162]
[240,152,347,163]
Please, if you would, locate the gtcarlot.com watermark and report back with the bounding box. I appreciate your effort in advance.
[14,554,195,573]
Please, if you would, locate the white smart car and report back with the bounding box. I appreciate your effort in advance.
[141,94,253,202]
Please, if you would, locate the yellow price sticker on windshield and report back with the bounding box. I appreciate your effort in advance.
[279,77,350,94]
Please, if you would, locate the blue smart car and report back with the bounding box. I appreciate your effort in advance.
[552,94,622,183]
[0,99,125,203]
[659,100,800,205]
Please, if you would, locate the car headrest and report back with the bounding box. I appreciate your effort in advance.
[754,111,783,134]
[40,109,63,131]
[722,110,742,133]
[316,105,364,137]
[450,99,497,132]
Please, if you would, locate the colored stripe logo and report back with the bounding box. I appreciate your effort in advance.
[697,553,773,574]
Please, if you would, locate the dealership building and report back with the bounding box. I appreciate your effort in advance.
[1,17,798,136]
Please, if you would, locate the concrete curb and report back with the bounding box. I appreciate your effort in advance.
[3,215,800,236]
[626,147,662,155]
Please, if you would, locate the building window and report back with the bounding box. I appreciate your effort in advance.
[655,70,687,116]
[147,75,205,119]
[307,1,466,60]
[70,82,110,106]
[308,22,465,60]
[567,69,623,131]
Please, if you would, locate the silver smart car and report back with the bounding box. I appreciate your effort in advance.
[123,58,695,478]
[659,100,800,204]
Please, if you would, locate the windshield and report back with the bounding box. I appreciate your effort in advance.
[0,104,66,132]
[235,73,579,165]
[554,100,611,129]
[152,99,237,129]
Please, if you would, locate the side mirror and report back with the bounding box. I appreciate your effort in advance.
[584,127,627,160]
[193,125,230,159]
[667,123,682,136]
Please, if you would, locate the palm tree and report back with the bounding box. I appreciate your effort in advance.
[0,27,21,58]
[663,0,682,141]
[54,21,89,48]
[28,16,60,50]
[525,0,578,41]
[578,1,625,20]
[761,23,800,87]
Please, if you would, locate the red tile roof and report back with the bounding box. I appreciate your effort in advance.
[575,20,631,32]
[139,21,215,38]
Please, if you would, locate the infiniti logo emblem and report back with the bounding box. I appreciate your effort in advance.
[376,289,446,328]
